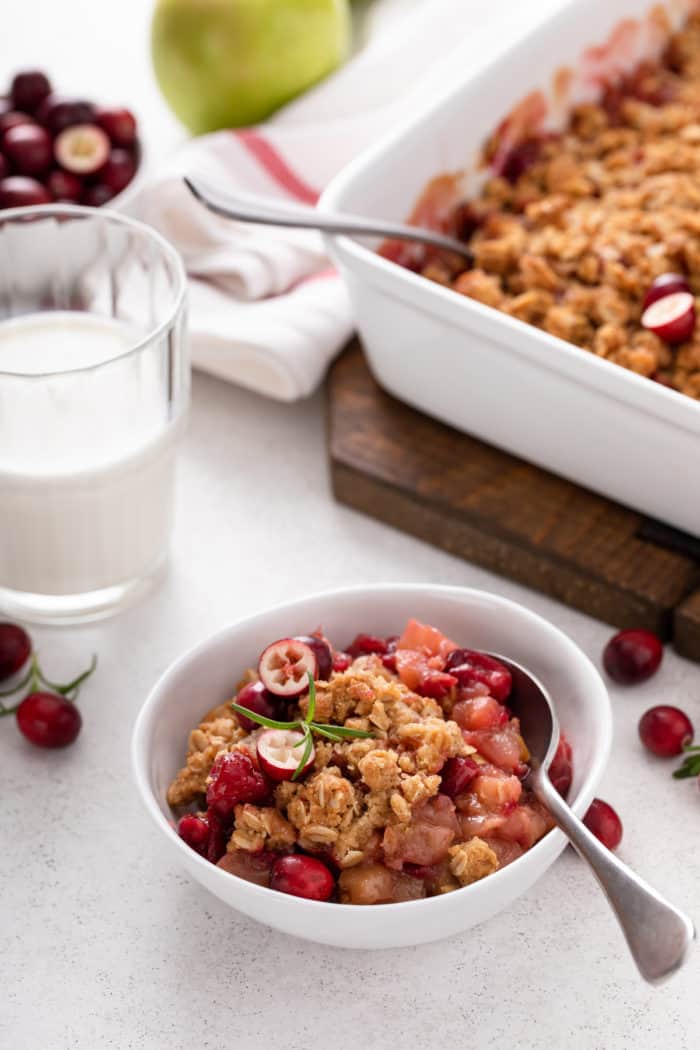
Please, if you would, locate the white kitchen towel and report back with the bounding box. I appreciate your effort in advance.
[128,0,558,401]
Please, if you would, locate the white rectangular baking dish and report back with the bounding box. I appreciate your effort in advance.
[321,0,700,537]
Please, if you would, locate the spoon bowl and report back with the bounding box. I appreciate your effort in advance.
[493,652,695,984]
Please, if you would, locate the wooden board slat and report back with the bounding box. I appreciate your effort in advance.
[327,342,700,654]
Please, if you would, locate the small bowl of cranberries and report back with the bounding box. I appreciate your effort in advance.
[0,69,142,211]
[132,583,612,949]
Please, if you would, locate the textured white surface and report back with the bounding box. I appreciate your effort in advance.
[2,0,699,1046]
[2,372,698,1049]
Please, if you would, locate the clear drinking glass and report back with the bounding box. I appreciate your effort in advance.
[0,206,189,624]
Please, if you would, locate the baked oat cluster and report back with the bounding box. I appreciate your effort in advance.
[169,620,560,905]
[385,13,700,398]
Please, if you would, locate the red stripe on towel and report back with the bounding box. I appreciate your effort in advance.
[234,129,320,205]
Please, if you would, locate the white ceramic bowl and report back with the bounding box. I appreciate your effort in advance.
[320,0,700,537]
[132,584,611,949]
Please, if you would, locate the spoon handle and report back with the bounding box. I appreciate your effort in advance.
[183,175,471,258]
[534,772,694,983]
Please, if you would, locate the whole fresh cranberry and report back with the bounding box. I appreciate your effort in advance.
[2,123,52,175]
[639,706,694,757]
[81,183,114,208]
[99,148,137,194]
[440,756,480,798]
[96,106,137,147]
[16,691,82,748]
[233,680,279,732]
[270,854,335,901]
[0,176,52,207]
[206,751,269,816]
[177,813,210,856]
[583,798,623,851]
[549,735,573,798]
[45,169,82,202]
[603,628,663,685]
[37,96,95,134]
[11,70,52,113]
[0,110,35,136]
[0,622,31,680]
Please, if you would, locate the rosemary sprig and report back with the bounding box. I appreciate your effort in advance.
[672,742,700,780]
[231,672,373,780]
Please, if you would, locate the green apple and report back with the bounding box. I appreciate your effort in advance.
[151,0,352,133]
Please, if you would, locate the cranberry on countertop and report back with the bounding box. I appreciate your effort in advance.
[583,798,623,851]
[603,628,663,685]
[639,706,694,757]
[16,691,82,748]
[0,622,31,680]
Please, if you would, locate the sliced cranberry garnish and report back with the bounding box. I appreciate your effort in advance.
[548,734,573,798]
[16,691,82,748]
[257,728,314,782]
[583,798,623,851]
[0,175,52,207]
[638,706,694,757]
[258,638,317,697]
[294,633,332,680]
[332,651,352,673]
[45,169,82,202]
[445,649,512,702]
[440,756,480,798]
[177,813,210,856]
[232,679,279,732]
[641,291,695,344]
[2,123,52,175]
[54,124,110,175]
[642,273,690,311]
[96,106,137,147]
[0,622,31,680]
[603,628,663,685]
[206,751,269,817]
[11,70,52,113]
[270,854,335,901]
[346,633,389,658]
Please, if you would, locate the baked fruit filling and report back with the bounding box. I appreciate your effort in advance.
[169,619,570,904]
[382,12,700,399]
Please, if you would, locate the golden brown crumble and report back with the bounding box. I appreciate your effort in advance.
[395,14,700,399]
[449,838,500,886]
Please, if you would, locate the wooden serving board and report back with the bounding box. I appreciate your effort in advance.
[327,342,700,662]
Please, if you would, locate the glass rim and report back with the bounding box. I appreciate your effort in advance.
[0,203,187,380]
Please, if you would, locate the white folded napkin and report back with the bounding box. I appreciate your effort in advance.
[127,0,557,401]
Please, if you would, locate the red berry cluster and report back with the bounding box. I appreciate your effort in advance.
[0,69,139,210]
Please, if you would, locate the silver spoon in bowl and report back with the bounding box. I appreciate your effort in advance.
[493,653,694,984]
[183,175,472,258]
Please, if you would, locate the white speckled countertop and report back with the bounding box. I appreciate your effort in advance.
[3,2,698,1046]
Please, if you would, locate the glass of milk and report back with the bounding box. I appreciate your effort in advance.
[0,205,189,623]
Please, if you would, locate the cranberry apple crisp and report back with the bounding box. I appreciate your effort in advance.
[382,13,700,399]
[169,620,571,904]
